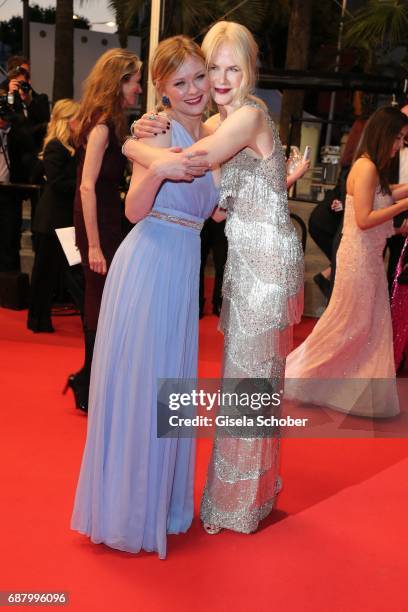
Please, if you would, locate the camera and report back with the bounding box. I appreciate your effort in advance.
[8,66,32,96]
[0,94,17,123]
[18,81,31,94]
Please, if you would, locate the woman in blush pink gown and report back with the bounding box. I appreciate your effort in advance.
[391,236,408,370]
[285,106,408,418]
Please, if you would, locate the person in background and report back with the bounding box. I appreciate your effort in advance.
[4,56,50,154]
[309,113,370,299]
[390,103,408,371]
[199,217,227,317]
[391,231,408,371]
[386,102,408,288]
[66,49,142,412]
[286,106,408,418]
[4,56,51,244]
[27,99,84,333]
[0,87,36,272]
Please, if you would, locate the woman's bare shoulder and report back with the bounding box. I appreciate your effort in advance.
[347,157,378,195]
[350,156,378,178]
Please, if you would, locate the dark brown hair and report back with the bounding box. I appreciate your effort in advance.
[7,55,28,73]
[354,106,408,193]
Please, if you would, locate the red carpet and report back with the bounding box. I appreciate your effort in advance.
[1,304,407,611]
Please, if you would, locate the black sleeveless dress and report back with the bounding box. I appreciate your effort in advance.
[74,122,126,330]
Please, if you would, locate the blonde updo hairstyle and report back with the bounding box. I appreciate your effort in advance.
[202,21,263,108]
[151,35,206,109]
[41,98,79,157]
[75,48,142,146]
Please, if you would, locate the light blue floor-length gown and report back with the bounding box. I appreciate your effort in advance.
[71,120,219,559]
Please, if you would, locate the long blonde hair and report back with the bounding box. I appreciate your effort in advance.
[75,48,142,147]
[42,98,79,157]
[202,21,264,108]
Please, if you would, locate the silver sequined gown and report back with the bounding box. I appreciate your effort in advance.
[200,101,304,532]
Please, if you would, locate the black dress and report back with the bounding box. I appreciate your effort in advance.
[27,138,84,332]
[74,122,126,331]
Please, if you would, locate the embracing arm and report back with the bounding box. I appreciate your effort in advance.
[125,131,172,223]
[352,160,408,230]
[123,138,210,173]
[124,137,180,167]
[125,132,210,223]
[80,124,109,274]
[125,162,165,223]
[183,106,262,165]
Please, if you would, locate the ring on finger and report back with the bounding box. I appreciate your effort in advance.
[186,152,194,159]
[148,113,156,121]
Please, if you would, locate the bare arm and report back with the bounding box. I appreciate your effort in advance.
[204,113,220,132]
[125,132,210,223]
[286,159,311,188]
[123,137,210,173]
[351,159,408,230]
[125,107,262,167]
[125,162,165,224]
[131,111,219,140]
[80,124,109,275]
[390,183,408,200]
[183,106,262,165]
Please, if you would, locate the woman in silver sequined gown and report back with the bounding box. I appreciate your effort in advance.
[195,23,304,533]
[198,110,304,532]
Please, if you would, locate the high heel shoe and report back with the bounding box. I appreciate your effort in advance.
[203,523,222,535]
[63,374,88,413]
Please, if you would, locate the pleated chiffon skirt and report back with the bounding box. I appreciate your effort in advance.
[71,210,203,559]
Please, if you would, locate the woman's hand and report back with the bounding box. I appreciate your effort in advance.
[131,113,170,139]
[331,199,344,212]
[212,207,227,222]
[150,149,210,182]
[88,246,107,275]
[286,159,310,189]
[290,159,310,180]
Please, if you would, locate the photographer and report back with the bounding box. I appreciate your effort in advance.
[4,56,50,153]
[0,91,37,272]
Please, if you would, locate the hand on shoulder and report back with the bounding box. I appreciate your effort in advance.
[139,129,172,149]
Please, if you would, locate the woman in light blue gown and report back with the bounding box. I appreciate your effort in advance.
[71,36,218,559]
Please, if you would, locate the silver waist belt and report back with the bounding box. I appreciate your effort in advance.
[148,210,203,231]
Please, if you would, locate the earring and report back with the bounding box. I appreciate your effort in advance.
[161,95,170,107]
